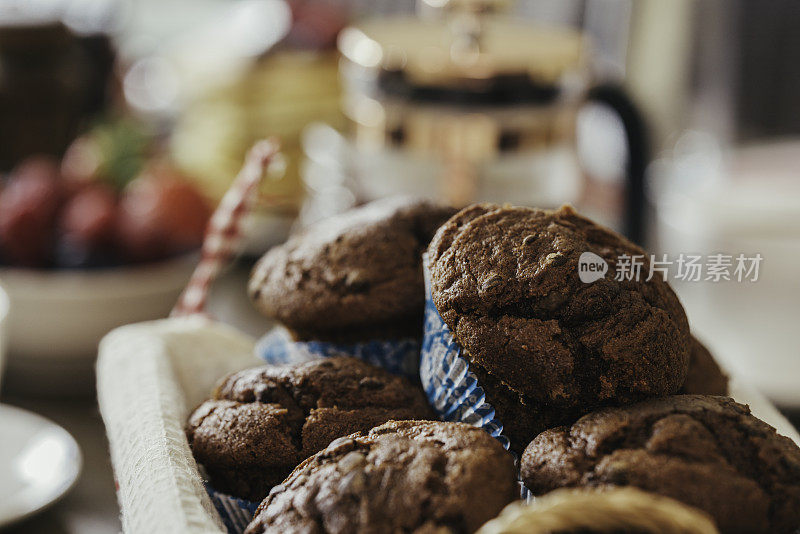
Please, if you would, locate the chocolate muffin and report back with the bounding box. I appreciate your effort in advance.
[427,204,690,451]
[520,395,800,534]
[186,357,434,501]
[249,196,456,343]
[245,420,519,534]
[680,336,728,395]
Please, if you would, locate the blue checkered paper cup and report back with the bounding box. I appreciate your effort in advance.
[255,326,421,379]
[211,317,420,532]
[419,254,511,451]
[205,485,260,534]
[208,328,421,533]
[421,258,538,499]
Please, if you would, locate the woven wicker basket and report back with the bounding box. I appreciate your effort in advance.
[97,317,800,533]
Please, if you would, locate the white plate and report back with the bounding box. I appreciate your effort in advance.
[0,404,82,529]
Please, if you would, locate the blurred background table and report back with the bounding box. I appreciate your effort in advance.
[0,262,270,534]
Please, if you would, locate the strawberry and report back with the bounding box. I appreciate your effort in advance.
[116,164,210,262]
[0,156,62,267]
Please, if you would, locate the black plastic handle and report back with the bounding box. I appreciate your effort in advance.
[586,83,650,245]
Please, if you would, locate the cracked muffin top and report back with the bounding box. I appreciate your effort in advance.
[186,357,434,501]
[680,336,728,396]
[245,420,518,534]
[520,395,800,534]
[248,196,456,342]
[427,204,690,448]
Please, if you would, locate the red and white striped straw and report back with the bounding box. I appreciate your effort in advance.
[171,138,280,318]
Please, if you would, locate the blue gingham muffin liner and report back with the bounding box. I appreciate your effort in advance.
[255,326,421,379]
[519,480,534,502]
[419,255,511,451]
[204,258,524,533]
[420,256,537,500]
[207,325,421,532]
[205,484,260,534]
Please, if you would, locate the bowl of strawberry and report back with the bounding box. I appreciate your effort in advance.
[0,145,210,394]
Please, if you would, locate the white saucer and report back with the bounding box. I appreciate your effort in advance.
[0,404,82,528]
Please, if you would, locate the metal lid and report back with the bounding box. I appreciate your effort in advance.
[338,0,588,102]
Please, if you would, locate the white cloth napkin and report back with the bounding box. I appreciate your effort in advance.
[97,317,259,534]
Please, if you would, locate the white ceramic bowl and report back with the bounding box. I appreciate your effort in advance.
[0,254,197,396]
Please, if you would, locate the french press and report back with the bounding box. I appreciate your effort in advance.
[330,0,648,242]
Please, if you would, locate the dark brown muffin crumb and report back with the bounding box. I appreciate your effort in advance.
[680,336,728,395]
[427,204,690,452]
[248,196,456,342]
[186,357,434,501]
[245,420,519,534]
[520,395,800,534]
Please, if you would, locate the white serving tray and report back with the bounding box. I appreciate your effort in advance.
[97,317,800,534]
